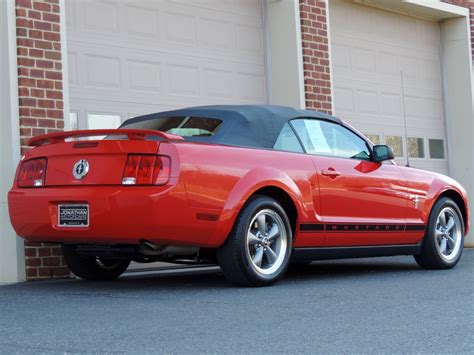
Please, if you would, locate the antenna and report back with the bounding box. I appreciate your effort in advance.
[400,71,410,168]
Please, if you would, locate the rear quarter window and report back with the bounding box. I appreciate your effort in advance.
[273,123,304,153]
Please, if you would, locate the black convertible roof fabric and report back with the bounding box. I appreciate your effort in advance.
[121,105,341,149]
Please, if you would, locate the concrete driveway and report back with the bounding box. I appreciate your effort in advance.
[1,250,473,354]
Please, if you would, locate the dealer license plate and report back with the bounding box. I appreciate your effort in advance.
[58,204,89,227]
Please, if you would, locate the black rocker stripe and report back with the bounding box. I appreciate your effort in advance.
[405,224,427,231]
[299,223,426,233]
[300,223,325,231]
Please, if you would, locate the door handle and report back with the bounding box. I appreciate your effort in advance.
[321,168,341,177]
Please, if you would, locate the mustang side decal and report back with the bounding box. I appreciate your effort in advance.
[300,223,426,233]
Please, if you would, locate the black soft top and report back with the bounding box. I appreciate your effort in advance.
[121,105,341,149]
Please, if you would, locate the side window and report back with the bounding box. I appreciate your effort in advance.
[291,119,371,160]
[273,123,304,153]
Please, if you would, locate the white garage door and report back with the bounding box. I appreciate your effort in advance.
[66,0,267,130]
[330,0,448,174]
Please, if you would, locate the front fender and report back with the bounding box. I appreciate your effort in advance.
[210,166,307,246]
[430,180,470,235]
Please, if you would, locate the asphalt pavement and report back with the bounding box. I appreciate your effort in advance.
[1,250,473,354]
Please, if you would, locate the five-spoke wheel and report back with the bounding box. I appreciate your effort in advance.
[415,197,464,269]
[246,209,288,276]
[217,196,292,286]
[434,207,462,262]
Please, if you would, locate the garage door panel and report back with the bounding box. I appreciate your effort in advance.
[399,55,419,80]
[351,48,376,74]
[124,5,159,39]
[67,51,78,86]
[377,51,398,76]
[333,86,354,112]
[374,10,397,39]
[127,59,162,93]
[198,17,233,50]
[237,70,266,102]
[419,58,442,83]
[65,0,76,29]
[203,68,233,99]
[333,44,351,70]
[236,23,264,55]
[380,92,401,117]
[404,96,443,121]
[84,54,121,89]
[397,14,418,41]
[163,11,197,45]
[331,0,447,174]
[357,89,378,115]
[166,62,200,97]
[83,1,119,32]
[351,3,373,35]
[421,20,441,48]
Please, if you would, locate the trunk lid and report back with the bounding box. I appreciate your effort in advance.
[24,129,182,186]
[44,140,160,186]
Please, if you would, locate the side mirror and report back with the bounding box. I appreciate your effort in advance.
[373,145,395,162]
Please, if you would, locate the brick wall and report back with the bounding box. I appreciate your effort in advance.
[16,0,68,280]
[299,0,332,114]
[442,0,474,62]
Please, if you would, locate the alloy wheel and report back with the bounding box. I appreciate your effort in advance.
[435,207,462,262]
[246,209,288,275]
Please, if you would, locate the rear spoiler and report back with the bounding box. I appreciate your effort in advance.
[28,129,184,147]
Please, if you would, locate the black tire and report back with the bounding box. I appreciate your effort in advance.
[62,244,131,280]
[414,197,464,270]
[217,195,293,287]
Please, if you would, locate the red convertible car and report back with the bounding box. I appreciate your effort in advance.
[8,105,469,286]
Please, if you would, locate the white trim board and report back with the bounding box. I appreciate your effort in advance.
[265,0,305,109]
[60,0,71,131]
[0,0,25,283]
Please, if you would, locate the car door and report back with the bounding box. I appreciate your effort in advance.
[273,123,325,247]
[291,118,415,247]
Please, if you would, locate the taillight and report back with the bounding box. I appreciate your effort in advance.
[122,155,171,185]
[18,158,47,188]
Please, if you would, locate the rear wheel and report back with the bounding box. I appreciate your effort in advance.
[217,196,292,287]
[414,197,464,269]
[62,244,131,280]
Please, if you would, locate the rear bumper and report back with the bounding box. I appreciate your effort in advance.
[8,182,223,247]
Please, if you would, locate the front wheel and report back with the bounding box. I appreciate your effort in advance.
[217,196,293,287]
[414,197,464,269]
[62,244,131,280]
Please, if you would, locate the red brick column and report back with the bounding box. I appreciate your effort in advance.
[442,0,474,62]
[15,0,69,279]
[299,0,332,114]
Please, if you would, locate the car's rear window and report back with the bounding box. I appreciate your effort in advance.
[122,116,222,137]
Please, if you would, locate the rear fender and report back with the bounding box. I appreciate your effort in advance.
[211,166,306,246]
